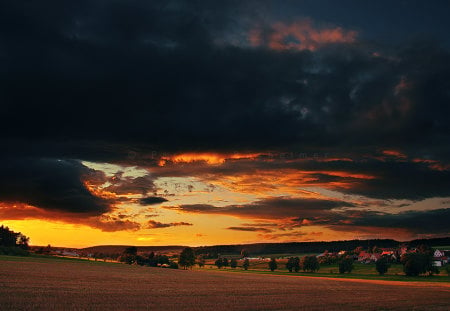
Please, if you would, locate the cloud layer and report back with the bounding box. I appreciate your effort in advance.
[0,1,449,240]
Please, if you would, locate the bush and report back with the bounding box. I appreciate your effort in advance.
[300,256,320,272]
[286,257,300,272]
[445,265,450,276]
[376,256,390,275]
[242,258,249,270]
[268,258,277,271]
[401,253,434,276]
[179,247,196,269]
[0,246,30,256]
[230,258,237,269]
[339,257,354,274]
[215,258,224,269]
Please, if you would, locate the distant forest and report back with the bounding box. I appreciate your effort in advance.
[193,237,450,257]
[82,237,450,257]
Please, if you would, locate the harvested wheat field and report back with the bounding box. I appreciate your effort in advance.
[0,257,449,311]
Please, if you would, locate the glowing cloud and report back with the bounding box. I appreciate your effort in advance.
[249,19,357,51]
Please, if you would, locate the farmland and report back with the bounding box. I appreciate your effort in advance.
[201,257,450,283]
[1,255,449,310]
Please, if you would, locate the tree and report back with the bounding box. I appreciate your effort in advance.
[240,249,249,258]
[0,225,30,252]
[339,257,354,274]
[215,258,224,269]
[197,255,205,268]
[242,258,250,270]
[300,256,320,272]
[179,247,196,270]
[268,257,277,271]
[376,256,390,275]
[18,234,29,250]
[230,258,237,269]
[118,246,138,264]
[286,257,300,272]
[286,257,294,272]
[222,257,229,268]
[401,253,434,276]
[293,257,300,272]
[0,225,19,247]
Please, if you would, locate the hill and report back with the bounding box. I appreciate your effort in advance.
[81,237,450,257]
[80,245,185,255]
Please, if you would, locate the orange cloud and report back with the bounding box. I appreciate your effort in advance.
[382,150,407,158]
[0,203,140,232]
[158,152,263,166]
[249,19,357,51]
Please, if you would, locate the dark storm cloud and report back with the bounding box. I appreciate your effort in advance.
[0,157,110,214]
[139,196,168,205]
[347,208,450,234]
[300,208,450,235]
[1,0,450,233]
[0,0,449,158]
[163,197,354,219]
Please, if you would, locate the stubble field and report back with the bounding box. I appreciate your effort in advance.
[0,256,449,310]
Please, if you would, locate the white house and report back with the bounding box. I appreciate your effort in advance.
[434,249,445,257]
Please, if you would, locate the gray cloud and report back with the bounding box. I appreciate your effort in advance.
[0,157,110,214]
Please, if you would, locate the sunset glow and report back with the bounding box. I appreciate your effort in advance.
[0,0,449,249]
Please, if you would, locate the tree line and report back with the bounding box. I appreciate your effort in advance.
[0,225,30,256]
[194,237,450,258]
[175,245,446,277]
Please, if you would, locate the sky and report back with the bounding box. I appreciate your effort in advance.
[1,0,450,247]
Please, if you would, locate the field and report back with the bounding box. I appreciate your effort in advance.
[1,256,450,310]
[203,258,450,283]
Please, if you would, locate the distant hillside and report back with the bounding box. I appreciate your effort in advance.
[81,237,450,256]
[81,245,185,255]
[193,237,450,257]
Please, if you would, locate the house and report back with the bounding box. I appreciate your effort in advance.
[370,253,382,262]
[357,251,371,263]
[399,245,408,255]
[434,249,445,258]
[381,251,393,256]
[433,249,448,266]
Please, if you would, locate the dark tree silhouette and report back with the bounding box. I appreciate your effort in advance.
[268,257,277,271]
[0,225,22,247]
[401,252,436,276]
[300,256,320,272]
[179,247,196,270]
[286,257,300,272]
[242,258,250,270]
[339,257,354,274]
[215,258,224,269]
[222,257,229,268]
[240,249,249,258]
[118,246,138,264]
[286,257,295,272]
[197,255,205,268]
[376,256,390,275]
[0,225,30,255]
[230,258,237,268]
